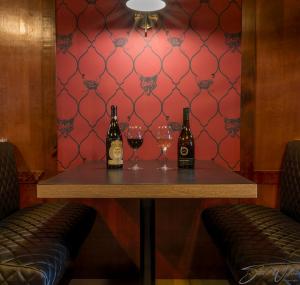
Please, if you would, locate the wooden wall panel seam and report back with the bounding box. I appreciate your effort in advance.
[41,0,57,177]
[240,0,257,177]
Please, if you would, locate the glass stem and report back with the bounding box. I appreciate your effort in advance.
[134,149,138,166]
[162,147,167,167]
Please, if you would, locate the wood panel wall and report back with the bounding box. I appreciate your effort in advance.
[241,0,300,209]
[240,0,256,178]
[1,0,300,280]
[254,0,300,171]
[0,0,56,176]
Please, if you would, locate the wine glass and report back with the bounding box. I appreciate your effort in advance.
[156,125,173,171]
[127,125,144,170]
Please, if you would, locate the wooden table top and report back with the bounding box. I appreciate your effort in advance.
[37,160,257,199]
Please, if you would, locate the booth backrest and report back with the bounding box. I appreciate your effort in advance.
[280,140,300,222]
[0,142,19,219]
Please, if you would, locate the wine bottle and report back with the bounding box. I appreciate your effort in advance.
[178,108,195,169]
[106,105,123,169]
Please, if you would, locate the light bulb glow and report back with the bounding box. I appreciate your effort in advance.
[126,0,166,12]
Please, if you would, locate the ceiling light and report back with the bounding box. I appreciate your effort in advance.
[126,0,166,12]
[126,0,166,37]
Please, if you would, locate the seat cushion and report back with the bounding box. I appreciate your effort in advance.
[0,202,96,285]
[3,202,96,257]
[0,239,68,285]
[0,142,19,220]
[280,140,300,222]
[202,204,300,285]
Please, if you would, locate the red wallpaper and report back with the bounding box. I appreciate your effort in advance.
[56,0,241,170]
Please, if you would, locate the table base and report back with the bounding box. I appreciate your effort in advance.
[140,199,155,285]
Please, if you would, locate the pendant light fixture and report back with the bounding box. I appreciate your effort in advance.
[126,0,166,37]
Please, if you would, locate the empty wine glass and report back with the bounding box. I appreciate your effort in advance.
[127,125,144,170]
[156,125,173,171]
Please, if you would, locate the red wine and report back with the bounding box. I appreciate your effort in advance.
[178,108,195,169]
[127,138,143,149]
[106,105,123,169]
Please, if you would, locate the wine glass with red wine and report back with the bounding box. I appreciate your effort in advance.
[156,125,173,170]
[127,125,144,170]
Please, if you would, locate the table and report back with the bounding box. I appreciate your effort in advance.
[37,160,257,285]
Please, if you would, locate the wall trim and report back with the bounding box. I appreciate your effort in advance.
[18,171,44,184]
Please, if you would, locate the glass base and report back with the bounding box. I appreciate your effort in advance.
[128,164,143,171]
[157,164,173,171]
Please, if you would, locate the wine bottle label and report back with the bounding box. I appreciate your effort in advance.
[178,158,194,168]
[180,146,189,156]
[108,140,123,165]
[178,146,194,168]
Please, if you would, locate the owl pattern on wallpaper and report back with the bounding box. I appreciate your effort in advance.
[56,0,242,170]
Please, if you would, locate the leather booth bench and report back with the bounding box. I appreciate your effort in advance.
[0,142,96,285]
[202,141,300,285]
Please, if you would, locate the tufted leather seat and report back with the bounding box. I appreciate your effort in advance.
[0,142,96,285]
[202,141,300,285]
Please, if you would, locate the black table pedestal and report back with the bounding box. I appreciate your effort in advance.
[140,199,155,285]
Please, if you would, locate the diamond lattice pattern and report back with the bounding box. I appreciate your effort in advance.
[56,0,242,170]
